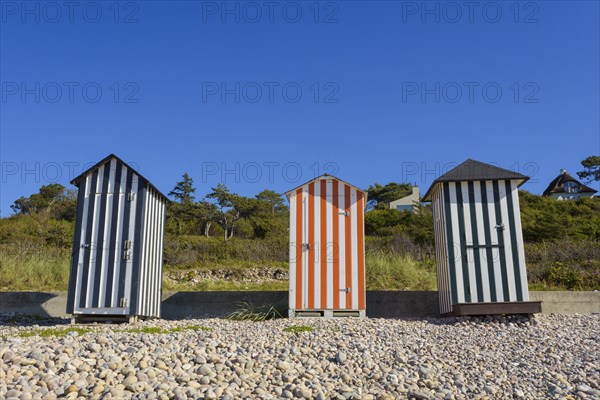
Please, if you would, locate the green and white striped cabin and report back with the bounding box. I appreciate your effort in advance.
[423,159,541,316]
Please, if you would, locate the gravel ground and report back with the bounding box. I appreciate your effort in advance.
[0,314,598,400]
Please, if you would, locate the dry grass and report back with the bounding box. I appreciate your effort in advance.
[0,244,70,291]
[365,251,437,290]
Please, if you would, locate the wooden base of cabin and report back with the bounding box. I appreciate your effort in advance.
[71,314,149,324]
[444,301,542,316]
[289,309,366,318]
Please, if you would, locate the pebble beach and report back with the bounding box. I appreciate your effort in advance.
[1,314,599,400]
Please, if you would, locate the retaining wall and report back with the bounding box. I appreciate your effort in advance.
[0,291,597,319]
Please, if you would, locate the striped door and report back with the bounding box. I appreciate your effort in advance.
[289,178,365,311]
[69,159,140,315]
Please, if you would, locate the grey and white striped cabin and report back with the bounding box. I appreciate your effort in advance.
[66,154,169,321]
[423,159,541,316]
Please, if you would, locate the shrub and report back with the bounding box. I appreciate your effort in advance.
[546,262,583,289]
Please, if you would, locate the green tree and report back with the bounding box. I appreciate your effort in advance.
[207,184,244,241]
[366,182,412,210]
[10,184,77,221]
[577,155,600,183]
[255,189,286,214]
[169,173,196,203]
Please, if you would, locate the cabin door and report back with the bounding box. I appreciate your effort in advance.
[73,186,134,316]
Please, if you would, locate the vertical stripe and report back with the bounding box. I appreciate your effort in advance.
[350,188,359,309]
[117,168,133,304]
[144,187,153,315]
[492,181,510,302]
[357,191,366,310]
[127,176,142,313]
[458,182,475,303]
[320,180,327,309]
[313,181,321,309]
[302,187,309,308]
[332,181,340,309]
[440,185,451,313]
[448,183,464,303]
[505,180,524,301]
[472,181,490,302]
[480,181,498,302]
[66,176,86,313]
[289,191,297,310]
[147,192,156,315]
[92,162,110,308]
[510,181,529,301]
[150,194,161,315]
[139,190,150,315]
[499,181,517,302]
[455,182,471,303]
[105,162,122,307]
[295,188,303,309]
[337,181,346,309]
[79,169,98,308]
[157,201,167,317]
[435,185,452,314]
[87,165,105,308]
[307,183,315,309]
[466,182,483,302]
[112,165,127,307]
[326,180,333,309]
[344,184,352,308]
[152,193,160,316]
[98,160,116,307]
[148,193,155,316]
[442,182,458,305]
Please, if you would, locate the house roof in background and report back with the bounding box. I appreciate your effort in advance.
[542,170,598,196]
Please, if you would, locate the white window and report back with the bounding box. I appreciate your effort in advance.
[564,181,579,194]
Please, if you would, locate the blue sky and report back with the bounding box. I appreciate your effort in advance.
[1,0,599,215]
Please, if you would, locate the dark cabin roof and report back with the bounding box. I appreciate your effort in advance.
[542,170,598,196]
[71,153,169,202]
[284,174,367,202]
[422,159,529,201]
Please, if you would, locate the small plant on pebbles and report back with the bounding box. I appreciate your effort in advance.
[226,302,285,321]
[283,325,314,334]
[18,327,90,338]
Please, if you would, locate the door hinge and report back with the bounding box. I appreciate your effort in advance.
[119,298,128,307]
[123,240,133,260]
[127,192,136,201]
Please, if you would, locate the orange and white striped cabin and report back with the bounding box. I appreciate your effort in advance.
[285,174,367,317]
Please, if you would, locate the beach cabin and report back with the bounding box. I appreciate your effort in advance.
[422,159,541,316]
[286,174,367,317]
[66,154,168,322]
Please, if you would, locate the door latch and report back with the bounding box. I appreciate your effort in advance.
[302,243,310,250]
[340,287,351,293]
